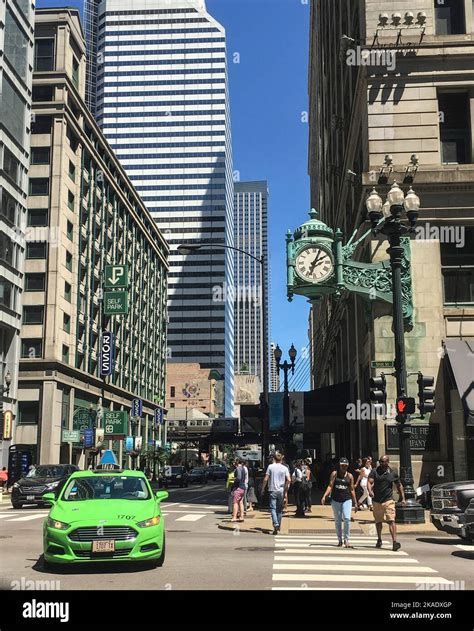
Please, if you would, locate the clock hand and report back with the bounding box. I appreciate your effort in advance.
[309,253,323,273]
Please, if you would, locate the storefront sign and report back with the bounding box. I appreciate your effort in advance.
[385,424,440,453]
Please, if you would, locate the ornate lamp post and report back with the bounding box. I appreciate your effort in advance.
[177,243,270,464]
[273,344,297,457]
[367,182,424,524]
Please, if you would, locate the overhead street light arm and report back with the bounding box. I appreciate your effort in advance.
[176,243,263,264]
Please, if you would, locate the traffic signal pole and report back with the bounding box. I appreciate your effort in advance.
[386,217,424,524]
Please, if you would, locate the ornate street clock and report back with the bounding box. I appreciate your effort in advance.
[286,209,414,330]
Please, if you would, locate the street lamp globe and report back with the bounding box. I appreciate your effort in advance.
[288,343,297,362]
[274,344,282,363]
[366,188,383,228]
[404,187,420,211]
[387,181,405,207]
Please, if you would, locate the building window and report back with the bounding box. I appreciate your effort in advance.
[72,57,79,88]
[31,147,50,165]
[32,85,54,102]
[0,280,13,309]
[2,146,21,186]
[27,208,48,227]
[0,75,25,145]
[21,339,43,359]
[34,38,55,71]
[68,160,75,181]
[0,188,16,224]
[29,178,49,196]
[62,344,69,363]
[26,242,46,259]
[4,7,28,81]
[170,386,175,397]
[65,250,73,271]
[31,116,52,134]
[23,305,44,324]
[438,91,471,164]
[441,227,474,304]
[0,233,14,266]
[17,401,39,425]
[25,273,45,291]
[66,220,74,241]
[434,0,465,34]
[67,190,75,211]
[63,313,70,333]
[64,281,71,302]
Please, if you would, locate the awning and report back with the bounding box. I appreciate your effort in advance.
[444,339,474,426]
[304,382,351,433]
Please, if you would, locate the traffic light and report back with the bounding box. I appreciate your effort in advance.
[396,397,416,418]
[417,372,435,418]
[369,373,387,415]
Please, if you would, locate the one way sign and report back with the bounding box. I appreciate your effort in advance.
[105,265,128,289]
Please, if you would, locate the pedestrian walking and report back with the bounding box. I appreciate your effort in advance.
[231,459,246,523]
[0,467,8,489]
[292,460,306,517]
[302,459,313,512]
[261,453,291,535]
[367,454,406,551]
[226,466,236,514]
[242,460,249,515]
[321,457,358,548]
[355,457,373,511]
[247,466,257,511]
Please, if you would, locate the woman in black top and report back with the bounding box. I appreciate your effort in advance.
[321,457,358,547]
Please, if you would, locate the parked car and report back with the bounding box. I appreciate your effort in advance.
[208,464,228,481]
[11,464,79,509]
[162,466,189,488]
[430,480,474,541]
[188,467,208,485]
[464,498,474,540]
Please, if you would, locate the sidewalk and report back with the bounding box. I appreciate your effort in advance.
[218,502,440,536]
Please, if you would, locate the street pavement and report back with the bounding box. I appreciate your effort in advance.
[0,482,473,590]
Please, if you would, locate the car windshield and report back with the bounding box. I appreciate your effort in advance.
[62,476,151,501]
[170,467,183,473]
[26,466,65,478]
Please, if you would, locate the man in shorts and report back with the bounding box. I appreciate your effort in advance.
[368,454,406,551]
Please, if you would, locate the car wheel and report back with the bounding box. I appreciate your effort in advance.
[153,536,166,568]
[11,500,22,510]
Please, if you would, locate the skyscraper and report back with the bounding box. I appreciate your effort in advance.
[233,181,269,387]
[0,0,34,466]
[270,342,280,393]
[85,0,235,415]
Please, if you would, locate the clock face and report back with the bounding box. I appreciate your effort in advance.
[295,246,334,283]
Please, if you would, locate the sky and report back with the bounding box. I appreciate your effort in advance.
[36,0,312,389]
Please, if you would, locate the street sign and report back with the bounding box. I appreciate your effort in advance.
[73,408,92,433]
[125,436,134,452]
[104,291,128,315]
[84,428,95,448]
[132,398,143,418]
[104,410,128,436]
[104,265,128,289]
[371,361,394,369]
[62,429,80,443]
[100,331,115,376]
[2,410,13,440]
[235,449,261,461]
[154,408,164,426]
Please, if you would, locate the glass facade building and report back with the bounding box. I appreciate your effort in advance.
[85,0,235,416]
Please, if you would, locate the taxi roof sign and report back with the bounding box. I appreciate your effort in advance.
[97,449,118,466]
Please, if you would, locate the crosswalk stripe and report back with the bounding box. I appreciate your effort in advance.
[275,542,394,548]
[455,544,474,551]
[175,514,206,522]
[274,555,418,563]
[0,513,22,519]
[272,563,437,573]
[5,514,47,522]
[272,574,452,584]
[161,510,213,514]
[275,548,408,555]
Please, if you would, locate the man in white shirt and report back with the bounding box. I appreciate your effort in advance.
[261,452,291,535]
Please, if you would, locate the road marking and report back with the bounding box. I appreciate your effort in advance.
[455,544,474,551]
[275,548,408,555]
[159,510,213,514]
[272,563,437,573]
[272,574,452,584]
[178,504,225,509]
[275,542,395,549]
[5,514,48,522]
[274,555,418,562]
[175,514,206,522]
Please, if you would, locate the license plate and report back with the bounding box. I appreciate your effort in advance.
[92,540,115,553]
[26,495,35,501]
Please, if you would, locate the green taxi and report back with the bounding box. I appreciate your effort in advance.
[42,466,167,568]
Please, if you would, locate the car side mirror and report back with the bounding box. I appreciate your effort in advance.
[42,492,56,504]
[156,490,168,502]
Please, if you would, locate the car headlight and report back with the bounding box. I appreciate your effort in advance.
[47,517,70,530]
[46,481,60,490]
[176,475,182,479]
[13,482,19,488]
[137,515,161,528]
